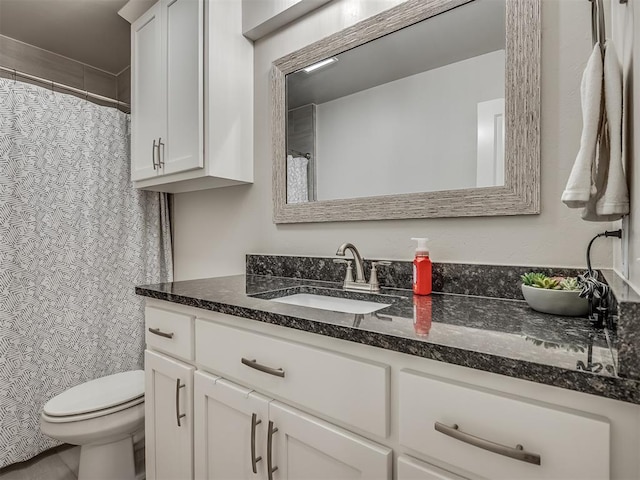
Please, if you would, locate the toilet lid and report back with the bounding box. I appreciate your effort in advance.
[43,370,144,417]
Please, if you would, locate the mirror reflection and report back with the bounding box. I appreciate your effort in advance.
[285,0,506,204]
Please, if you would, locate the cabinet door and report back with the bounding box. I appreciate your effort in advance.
[397,456,468,480]
[194,372,270,480]
[145,350,194,480]
[269,401,391,480]
[131,4,163,181]
[161,0,204,175]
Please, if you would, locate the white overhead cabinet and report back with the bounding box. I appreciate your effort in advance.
[131,0,253,193]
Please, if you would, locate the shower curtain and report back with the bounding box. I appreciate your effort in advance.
[0,77,172,467]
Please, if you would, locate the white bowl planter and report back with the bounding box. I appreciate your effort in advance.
[521,285,589,317]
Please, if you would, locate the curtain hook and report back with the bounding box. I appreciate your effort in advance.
[12,68,16,82]
[50,80,54,93]
[85,90,88,101]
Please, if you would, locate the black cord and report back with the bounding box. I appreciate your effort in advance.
[586,229,622,276]
[580,230,622,325]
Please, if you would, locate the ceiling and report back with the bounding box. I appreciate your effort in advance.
[0,0,131,74]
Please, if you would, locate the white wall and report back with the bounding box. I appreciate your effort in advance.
[173,0,614,281]
[315,50,505,200]
[612,0,639,292]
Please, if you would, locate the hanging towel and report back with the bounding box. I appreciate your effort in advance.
[595,41,629,217]
[562,44,604,208]
[581,120,622,221]
[286,155,309,204]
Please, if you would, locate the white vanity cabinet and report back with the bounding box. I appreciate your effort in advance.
[399,370,610,480]
[131,0,253,193]
[142,299,639,480]
[144,306,196,480]
[194,371,392,480]
[194,372,270,479]
[145,350,195,480]
[268,401,391,479]
[397,456,468,480]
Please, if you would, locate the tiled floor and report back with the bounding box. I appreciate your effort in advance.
[0,445,80,480]
[0,442,144,480]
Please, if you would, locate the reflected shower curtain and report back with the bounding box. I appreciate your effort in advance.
[0,78,172,467]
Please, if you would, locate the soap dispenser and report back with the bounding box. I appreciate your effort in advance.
[411,237,432,295]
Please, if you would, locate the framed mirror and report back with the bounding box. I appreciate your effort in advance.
[272,0,540,223]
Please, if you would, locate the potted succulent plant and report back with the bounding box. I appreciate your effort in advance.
[521,273,589,316]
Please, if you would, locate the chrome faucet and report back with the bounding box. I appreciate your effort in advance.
[334,243,391,293]
[335,243,366,284]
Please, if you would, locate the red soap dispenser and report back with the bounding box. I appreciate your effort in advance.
[413,294,432,336]
[411,237,432,295]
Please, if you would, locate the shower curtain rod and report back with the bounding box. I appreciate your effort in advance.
[0,65,130,108]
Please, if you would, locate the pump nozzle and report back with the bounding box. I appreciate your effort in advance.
[411,237,429,255]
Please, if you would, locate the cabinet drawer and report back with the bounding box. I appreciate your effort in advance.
[195,316,389,438]
[399,370,610,480]
[145,306,195,361]
[397,455,467,480]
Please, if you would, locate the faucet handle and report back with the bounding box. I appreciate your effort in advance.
[369,261,391,291]
[333,258,354,284]
[372,261,392,268]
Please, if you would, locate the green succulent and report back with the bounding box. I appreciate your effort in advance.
[559,277,581,291]
[522,272,581,291]
[521,272,547,287]
[534,277,561,289]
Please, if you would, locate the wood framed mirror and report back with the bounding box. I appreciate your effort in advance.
[272,0,540,223]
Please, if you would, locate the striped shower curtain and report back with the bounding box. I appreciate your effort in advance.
[0,77,172,467]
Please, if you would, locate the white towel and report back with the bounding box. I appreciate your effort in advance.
[286,155,309,204]
[595,41,629,217]
[562,44,604,208]
[581,121,622,221]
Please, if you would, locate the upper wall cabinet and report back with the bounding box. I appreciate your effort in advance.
[241,0,333,41]
[131,0,253,193]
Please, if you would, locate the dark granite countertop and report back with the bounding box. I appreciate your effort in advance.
[136,274,640,404]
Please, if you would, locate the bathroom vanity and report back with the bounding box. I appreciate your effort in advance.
[136,263,640,480]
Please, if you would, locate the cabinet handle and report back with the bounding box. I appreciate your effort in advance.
[251,413,262,474]
[152,139,158,170]
[267,420,278,480]
[157,137,165,168]
[434,422,541,465]
[148,327,174,339]
[175,379,186,427]
[241,358,285,378]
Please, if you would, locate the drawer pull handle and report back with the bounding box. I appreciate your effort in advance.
[175,379,186,427]
[148,327,174,339]
[152,139,158,170]
[434,422,541,466]
[157,137,165,167]
[267,420,278,480]
[251,413,262,474]
[241,358,285,378]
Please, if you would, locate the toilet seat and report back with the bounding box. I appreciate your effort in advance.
[42,395,145,423]
[43,370,144,423]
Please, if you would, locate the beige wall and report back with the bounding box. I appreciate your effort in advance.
[173,0,615,281]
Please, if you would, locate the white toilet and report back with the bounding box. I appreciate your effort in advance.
[40,370,145,480]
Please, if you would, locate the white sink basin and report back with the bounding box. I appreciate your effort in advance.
[271,293,390,314]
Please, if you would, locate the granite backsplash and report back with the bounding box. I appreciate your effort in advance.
[246,254,589,300]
